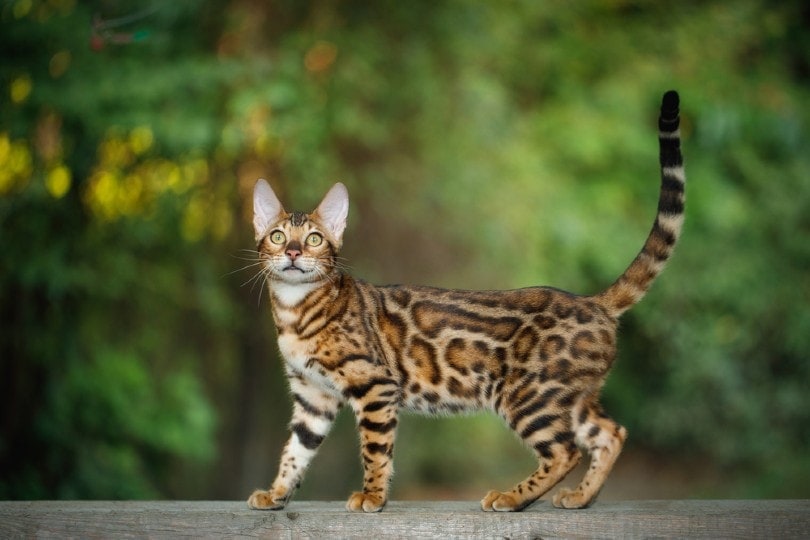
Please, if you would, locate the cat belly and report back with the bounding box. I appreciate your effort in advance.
[401,385,488,415]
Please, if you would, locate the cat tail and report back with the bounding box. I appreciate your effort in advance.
[595,90,685,318]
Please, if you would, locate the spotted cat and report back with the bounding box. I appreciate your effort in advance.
[247,91,684,512]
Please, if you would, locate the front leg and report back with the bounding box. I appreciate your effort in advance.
[248,375,341,510]
[345,381,400,513]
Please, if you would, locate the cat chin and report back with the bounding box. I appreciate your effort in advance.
[274,274,314,286]
[271,268,322,286]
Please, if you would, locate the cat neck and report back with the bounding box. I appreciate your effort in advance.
[268,272,353,333]
[268,271,347,308]
[270,279,322,308]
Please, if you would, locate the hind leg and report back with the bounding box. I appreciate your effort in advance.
[482,403,582,512]
[481,442,580,511]
[552,404,627,509]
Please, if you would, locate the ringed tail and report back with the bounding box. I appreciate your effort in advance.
[595,90,685,317]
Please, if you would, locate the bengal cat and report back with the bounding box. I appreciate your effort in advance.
[247,91,684,512]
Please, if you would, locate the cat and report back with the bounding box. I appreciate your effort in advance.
[247,91,684,513]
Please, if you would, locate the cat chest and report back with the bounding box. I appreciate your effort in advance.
[277,333,340,393]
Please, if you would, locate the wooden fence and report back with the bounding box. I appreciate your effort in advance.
[1,500,808,538]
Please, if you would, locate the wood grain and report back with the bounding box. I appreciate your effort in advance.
[1,500,808,539]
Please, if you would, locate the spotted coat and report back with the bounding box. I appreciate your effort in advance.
[246,91,685,513]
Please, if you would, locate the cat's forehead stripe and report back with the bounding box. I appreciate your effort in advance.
[290,211,308,226]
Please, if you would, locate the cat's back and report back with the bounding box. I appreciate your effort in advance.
[369,282,616,333]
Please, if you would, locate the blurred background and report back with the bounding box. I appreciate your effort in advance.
[1,0,808,502]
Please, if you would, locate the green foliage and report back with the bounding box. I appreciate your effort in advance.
[1,0,808,500]
[0,1,230,499]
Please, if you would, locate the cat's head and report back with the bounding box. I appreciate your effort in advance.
[252,179,349,284]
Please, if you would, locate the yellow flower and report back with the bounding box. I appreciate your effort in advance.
[129,126,154,156]
[10,75,32,104]
[46,164,72,198]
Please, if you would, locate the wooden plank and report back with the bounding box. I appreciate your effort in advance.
[1,500,808,539]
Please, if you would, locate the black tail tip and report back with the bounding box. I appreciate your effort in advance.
[659,90,680,128]
[661,90,680,116]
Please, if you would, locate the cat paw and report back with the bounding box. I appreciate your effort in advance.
[552,488,589,509]
[247,488,288,510]
[345,491,386,512]
[480,490,520,512]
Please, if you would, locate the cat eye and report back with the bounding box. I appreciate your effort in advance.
[269,231,286,245]
[305,233,323,247]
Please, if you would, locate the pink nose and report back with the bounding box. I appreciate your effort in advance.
[286,249,301,260]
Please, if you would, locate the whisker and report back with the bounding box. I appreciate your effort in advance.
[230,248,262,258]
[224,260,265,278]
[317,267,333,284]
[241,269,266,289]
[222,249,266,279]
[317,254,354,274]
[256,268,269,307]
[227,250,283,303]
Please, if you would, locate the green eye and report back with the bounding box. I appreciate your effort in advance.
[306,233,323,247]
[269,231,286,245]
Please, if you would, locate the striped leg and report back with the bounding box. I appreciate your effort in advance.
[248,374,341,510]
[481,441,581,512]
[483,389,582,512]
[553,403,626,509]
[345,381,400,513]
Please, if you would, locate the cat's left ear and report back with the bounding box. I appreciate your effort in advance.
[314,182,349,245]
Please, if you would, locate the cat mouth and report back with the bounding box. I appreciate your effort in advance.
[282,264,306,273]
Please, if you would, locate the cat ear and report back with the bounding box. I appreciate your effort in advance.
[253,179,284,241]
[314,182,349,243]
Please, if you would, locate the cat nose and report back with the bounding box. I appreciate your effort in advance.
[286,248,301,260]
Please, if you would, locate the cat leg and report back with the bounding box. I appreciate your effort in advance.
[248,376,342,510]
[481,439,580,512]
[345,384,400,513]
[552,404,627,509]
[482,402,581,512]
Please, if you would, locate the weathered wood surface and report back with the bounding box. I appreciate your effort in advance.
[1,500,808,539]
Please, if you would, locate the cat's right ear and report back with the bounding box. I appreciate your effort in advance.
[253,179,284,242]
